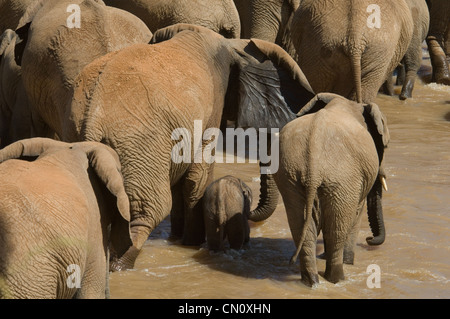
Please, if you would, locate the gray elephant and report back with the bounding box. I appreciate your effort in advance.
[426,0,450,85]
[0,138,131,299]
[0,0,34,34]
[383,0,430,100]
[286,0,414,103]
[274,93,390,286]
[104,0,241,38]
[40,23,314,270]
[202,176,252,251]
[14,0,152,137]
[0,29,50,147]
[233,0,299,44]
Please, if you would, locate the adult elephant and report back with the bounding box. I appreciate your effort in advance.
[59,24,315,270]
[104,0,241,38]
[286,0,414,103]
[426,0,450,85]
[233,0,299,44]
[0,0,34,34]
[390,0,430,100]
[14,0,153,137]
[0,138,131,299]
[0,29,50,147]
[274,93,389,286]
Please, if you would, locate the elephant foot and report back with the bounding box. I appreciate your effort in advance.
[300,271,320,287]
[399,88,412,100]
[399,77,415,100]
[436,76,450,86]
[110,245,141,272]
[324,263,345,284]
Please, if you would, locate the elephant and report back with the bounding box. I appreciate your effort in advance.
[104,0,241,38]
[49,23,315,270]
[383,0,430,100]
[0,29,50,148]
[273,93,390,286]
[426,0,450,85]
[286,0,414,103]
[233,0,299,44]
[202,175,252,251]
[0,138,131,299]
[13,0,153,137]
[0,0,34,34]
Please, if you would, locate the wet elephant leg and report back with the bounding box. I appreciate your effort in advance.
[400,38,424,100]
[322,196,359,284]
[427,37,450,85]
[343,202,364,265]
[281,185,319,287]
[170,179,185,239]
[110,178,173,271]
[181,161,215,245]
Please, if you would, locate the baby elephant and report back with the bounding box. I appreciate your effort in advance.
[0,138,131,299]
[202,176,253,251]
[274,93,390,287]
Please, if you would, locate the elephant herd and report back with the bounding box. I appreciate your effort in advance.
[0,0,448,298]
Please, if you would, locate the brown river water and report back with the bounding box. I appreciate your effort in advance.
[109,51,450,299]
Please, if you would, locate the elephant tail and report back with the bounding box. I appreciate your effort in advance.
[350,52,363,103]
[289,183,318,265]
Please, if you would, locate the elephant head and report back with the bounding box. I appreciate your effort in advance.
[0,137,133,256]
[298,93,390,246]
[150,24,315,225]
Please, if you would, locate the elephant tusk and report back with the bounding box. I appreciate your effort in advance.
[380,176,388,192]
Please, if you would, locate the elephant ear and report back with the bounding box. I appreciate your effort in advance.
[363,103,390,164]
[0,30,15,58]
[228,38,315,129]
[150,23,221,44]
[296,93,346,117]
[86,145,132,257]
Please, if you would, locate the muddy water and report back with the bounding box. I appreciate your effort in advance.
[109,56,450,299]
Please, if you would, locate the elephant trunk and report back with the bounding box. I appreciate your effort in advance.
[248,162,279,222]
[366,176,386,245]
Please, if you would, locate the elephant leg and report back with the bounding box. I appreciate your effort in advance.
[427,37,450,85]
[110,177,173,271]
[380,73,395,96]
[343,202,364,265]
[321,196,359,284]
[281,186,319,287]
[170,179,185,240]
[226,214,246,250]
[396,64,406,86]
[400,40,423,100]
[205,219,224,252]
[181,162,215,245]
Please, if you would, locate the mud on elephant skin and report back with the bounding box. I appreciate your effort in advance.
[286,0,414,103]
[0,138,131,299]
[0,29,51,148]
[202,175,253,252]
[383,0,430,100]
[60,24,315,271]
[13,0,152,137]
[104,0,241,38]
[274,93,390,286]
[233,0,299,45]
